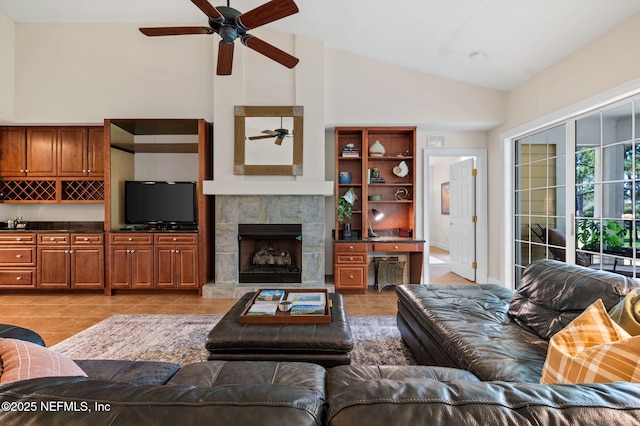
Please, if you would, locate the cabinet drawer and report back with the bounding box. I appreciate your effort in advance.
[374,242,423,252]
[154,234,197,245]
[0,269,36,288]
[110,234,153,245]
[38,233,70,245]
[0,234,36,245]
[335,266,366,289]
[0,247,36,266]
[336,254,367,264]
[334,242,368,253]
[72,233,104,245]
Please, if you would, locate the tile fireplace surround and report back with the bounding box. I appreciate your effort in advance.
[202,194,330,298]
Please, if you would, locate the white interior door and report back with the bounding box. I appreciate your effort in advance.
[449,158,476,281]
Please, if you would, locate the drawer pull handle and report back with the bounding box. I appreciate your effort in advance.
[84,238,89,241]
[16,238,21,241]
[349,246,354,250]
[128,238,133,241]
[394,246,399,250]
[349,257,354,261]
[172,238,177,241]
[16,276,22,280]
[16,255,22,258]
[50,237,55,241]
[349,275,354,279]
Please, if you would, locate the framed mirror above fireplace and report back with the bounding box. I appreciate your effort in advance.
[234,106,304,176]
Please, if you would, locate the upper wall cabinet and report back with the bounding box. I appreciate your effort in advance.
[0,126,105,203]
[0,126,104,178]
[58,127,104,177]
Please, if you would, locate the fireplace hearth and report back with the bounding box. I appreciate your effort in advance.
[238,224,302,283]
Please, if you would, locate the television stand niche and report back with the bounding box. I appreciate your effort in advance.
[104,118,213,296]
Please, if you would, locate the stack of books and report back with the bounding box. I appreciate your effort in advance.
[342,148,360,157]
[245,289,285,316]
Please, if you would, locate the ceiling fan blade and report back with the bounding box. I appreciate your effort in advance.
[241,35,299,69]
[248,134,275,140]
[217,41,235,76]
[237,0,299,30]
[261,130,279,136]
[274,135,284,145]
[191,0,225,22]
[140,27,213,37]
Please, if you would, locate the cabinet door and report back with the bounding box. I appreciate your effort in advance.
[335,265,367,290]
[110,247,132,288]
[58,127,88,176]
[87,127,104,177]
[37,247,70,288]
[175,245,198,289]
[71,246,104,288]
[26,127,57,176]
[154,246,176,288]
[130,246,153,289]
[0,127,26,177]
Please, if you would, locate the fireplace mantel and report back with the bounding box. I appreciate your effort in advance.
[203,180,334,196]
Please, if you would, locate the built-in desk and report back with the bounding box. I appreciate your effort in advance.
[333,238,424,292]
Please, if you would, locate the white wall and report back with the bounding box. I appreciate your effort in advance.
[0,11,15,122]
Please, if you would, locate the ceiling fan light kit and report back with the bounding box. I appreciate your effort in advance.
[139,0,300,76]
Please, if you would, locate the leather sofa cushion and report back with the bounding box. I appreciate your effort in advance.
[326,369,640,426]
[396,284,548,382]
[508,259,639,340]
[74,359,181,385]
[0,324,45,347]
[168,360,326,392]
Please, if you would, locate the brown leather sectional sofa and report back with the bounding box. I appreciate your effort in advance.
[2,260,640,425]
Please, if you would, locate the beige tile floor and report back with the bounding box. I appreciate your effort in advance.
[0,247,470,347]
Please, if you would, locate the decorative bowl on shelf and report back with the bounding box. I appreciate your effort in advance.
[368,195,382,201]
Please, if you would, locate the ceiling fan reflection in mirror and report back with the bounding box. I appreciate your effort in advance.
[139,0,300,76]
[248,116,292,145]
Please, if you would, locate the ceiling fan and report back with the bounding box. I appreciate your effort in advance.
[139,0,300,76]
[248,117,292,145]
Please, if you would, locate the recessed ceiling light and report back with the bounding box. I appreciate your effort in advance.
[469,51,487,61]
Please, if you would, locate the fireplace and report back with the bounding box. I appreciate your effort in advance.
[238,224,302,283]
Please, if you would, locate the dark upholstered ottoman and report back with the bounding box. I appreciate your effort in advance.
[206,292,353,367]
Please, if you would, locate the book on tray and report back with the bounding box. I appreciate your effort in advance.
[290,304,325,315]
[246,303,278,316]
[286,292,326,305]
[254,289,285,303]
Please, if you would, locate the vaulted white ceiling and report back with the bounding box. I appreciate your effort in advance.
[1,0,639,91]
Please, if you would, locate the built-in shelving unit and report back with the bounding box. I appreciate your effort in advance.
[334,126,417,238]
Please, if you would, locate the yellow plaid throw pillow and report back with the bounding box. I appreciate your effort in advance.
[541,299,640,384]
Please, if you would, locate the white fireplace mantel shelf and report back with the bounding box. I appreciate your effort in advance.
[203,180,334,196]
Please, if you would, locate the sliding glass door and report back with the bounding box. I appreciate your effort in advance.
[514,125,567,283]
[513,97,640,283]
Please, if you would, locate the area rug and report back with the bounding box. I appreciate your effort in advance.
[51,314,417,366]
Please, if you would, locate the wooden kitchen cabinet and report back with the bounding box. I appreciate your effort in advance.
[0,233,37,289]
[109,233,154,289]
[154,233,198,289]
[0,127,57,177]
[0,127,27,177]
[58,126,104,177]
[37,233,104,289]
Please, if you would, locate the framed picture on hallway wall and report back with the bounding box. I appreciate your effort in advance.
[441,182,450,215]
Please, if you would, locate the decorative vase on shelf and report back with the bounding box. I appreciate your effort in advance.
[369,140,385,157]
[343,223,352,240]
[338,171,352,184]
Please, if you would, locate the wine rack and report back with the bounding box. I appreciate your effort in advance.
[0,179,104,203]
[62,180,104,202]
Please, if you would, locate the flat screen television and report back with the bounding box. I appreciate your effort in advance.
[124,181,197,226]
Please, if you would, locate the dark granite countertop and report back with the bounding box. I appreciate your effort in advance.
[0,221,104,233]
